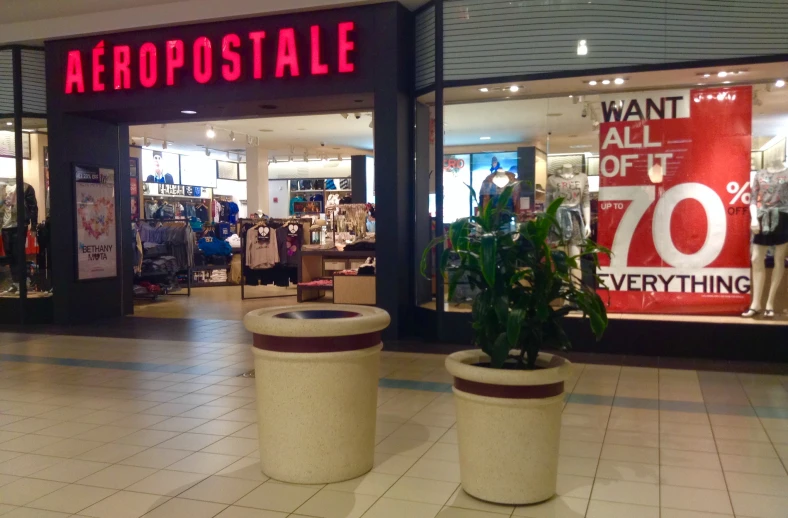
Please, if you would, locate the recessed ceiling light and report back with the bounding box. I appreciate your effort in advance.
[577,39,588,56]
[181,110,197,114]
[614,77,625,85]
[479,87,489,92]
[588,80,597,86]
[703,74,710,78]
[722,81,731,84]
[718,71,728,78]
[480,136,491,140]
[206,126,216,139]
[602,79,611,85]
[568,95,573,98]
[509,85,520,92]
[4,122,11,126]
[776,79,786,88]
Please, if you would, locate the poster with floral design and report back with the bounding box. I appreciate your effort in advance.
[74,165,117,280]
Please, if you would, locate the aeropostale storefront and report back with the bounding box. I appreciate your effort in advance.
[44,2,415,338]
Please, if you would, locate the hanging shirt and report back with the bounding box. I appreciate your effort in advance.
[195,205,210,223]
[545,173,590,209]
[227,202,240,223]
[216,222,232,240]
[246,226,279,269]
[290,196,305,215]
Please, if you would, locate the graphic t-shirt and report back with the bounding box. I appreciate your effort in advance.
[752,168,788,211]
[546,173,590,209]
[216,222,232,240]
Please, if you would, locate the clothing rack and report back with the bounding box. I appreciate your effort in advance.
[239,217,311,300]
[134,219,192,297]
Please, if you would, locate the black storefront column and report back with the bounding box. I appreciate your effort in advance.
[46,113,133,323]
[350,155,366,203]
[373,3,415,339]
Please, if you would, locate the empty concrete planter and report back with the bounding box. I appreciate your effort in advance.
[243,304,390,484]
[445,350,572,505]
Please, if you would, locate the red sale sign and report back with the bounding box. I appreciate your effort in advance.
[597,87,752,314]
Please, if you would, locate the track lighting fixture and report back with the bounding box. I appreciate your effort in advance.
[340,113,349,119]
[143,137,150,147]
[205,148,211,157]
[227,151,231,159]
[162,140,168,149]
[230,131,235,141]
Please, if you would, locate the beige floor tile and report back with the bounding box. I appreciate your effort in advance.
[660,449,721,471]
[716,438,778,458]
[595,460,659,484]
[423,443,460,463]
[1,418,62,434]
[114,429,181,447]
[235,481,321,512]
[590,478,658,506]
[178,475,262,504]
[325,472,399,496]
[607,418,658,434]
[560,425,606,443]
[118,447,193,469]
[375,436,435,458]
[215,507,287,518]
[216,457,267,482]
[445,488,513,515]
[79,490,170,518]
[27,483,116,514]
[659,434,717,453]
[75,411,131,426]
[724,471,788,497]
[361,497,440,518]
[77,464,157,490]
[712,424,770,442]
[0,453,61,476]
[166,452,241,475]
[149,417,210,432]
[201,437,258,456]
[384,476,458,505]
[126,469,207,496]
[661,485,733,515]
[555,474,593,499]
[76,443,147,463]
[293,489,377,518]
[729,491,788,518]
[660,466,727,490]
[33,438,105,459]
[659,510,733,518]
[585,500,658,518]
[371,452,418,476]
[603,430,659,448]
[29,459,109,483]
[557,456,598,477]
[512,495,588,517]
[189,420,250,436]
[599,444,658,465]
[434,507,512,517]
[660,411,709,426]
[155,432,223,452]
[558,440,602,459]
[73,425,138,443]
[719,453,788,476]
[136,497,227,518]
[0,474,18,488]
[35,421,100,439]
[0,508,71,518]
[0,477,66,506]
[0,433,63,453]
[387,423,450,442]
[406,458,462,483]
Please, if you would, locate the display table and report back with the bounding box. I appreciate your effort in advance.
[298,248,375,302]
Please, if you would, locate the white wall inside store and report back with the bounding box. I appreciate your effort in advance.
[267,180,290,219]
[268,159,351,179]
[214,179,248,219]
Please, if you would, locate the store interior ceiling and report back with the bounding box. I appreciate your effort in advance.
[130,112,375,161]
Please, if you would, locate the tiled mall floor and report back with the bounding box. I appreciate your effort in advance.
[0,332,787,518]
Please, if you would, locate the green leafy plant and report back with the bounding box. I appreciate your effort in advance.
[421,182,609,370]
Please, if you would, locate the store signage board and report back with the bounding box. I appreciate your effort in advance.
[142,182,208,198]
[596,86,752,314]
[63,22,357,94]
[74,164,117,281]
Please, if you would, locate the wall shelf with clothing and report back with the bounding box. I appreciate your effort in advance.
[288,178,352,216]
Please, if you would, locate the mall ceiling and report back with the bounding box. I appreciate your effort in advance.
[0,0,428,44]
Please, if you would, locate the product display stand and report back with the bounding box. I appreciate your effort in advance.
[239,217,311,300]
[134,219,192,298]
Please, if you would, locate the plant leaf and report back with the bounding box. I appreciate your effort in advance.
[480,233,497,288]
[507,309,525,348]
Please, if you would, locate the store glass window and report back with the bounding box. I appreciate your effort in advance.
[420,64,788,322]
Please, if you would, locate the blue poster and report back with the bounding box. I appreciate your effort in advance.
[470,152,518,213]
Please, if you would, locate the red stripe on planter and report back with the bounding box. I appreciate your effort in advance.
[454,378,564,399]
[253,332,381,353]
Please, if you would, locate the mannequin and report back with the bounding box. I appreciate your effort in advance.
[742,159,788,318]
[479,156,519,212]
[0,181,38,295]
[546,164,591,286]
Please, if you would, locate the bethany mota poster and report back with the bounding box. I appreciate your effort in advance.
[74,165,117,280]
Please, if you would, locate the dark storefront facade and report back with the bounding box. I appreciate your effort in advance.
[40,2,414,337]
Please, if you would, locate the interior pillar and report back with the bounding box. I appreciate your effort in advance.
[246,146,269,216]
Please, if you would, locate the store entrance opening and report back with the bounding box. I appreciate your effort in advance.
[129,112,376,321]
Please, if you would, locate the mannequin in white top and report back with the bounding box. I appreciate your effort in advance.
[742,160,788,318]
[546,164,591,288]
